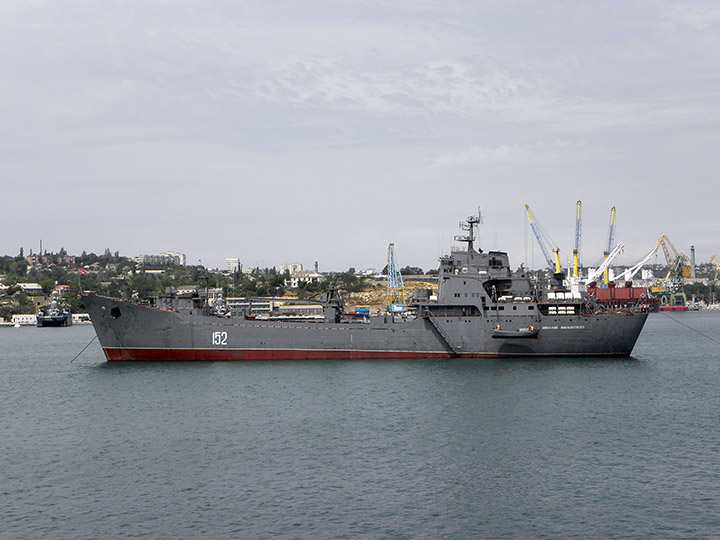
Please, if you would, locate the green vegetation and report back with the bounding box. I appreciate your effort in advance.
[684,282,720,304]
[0,255,28,279]
[380,264,434,275]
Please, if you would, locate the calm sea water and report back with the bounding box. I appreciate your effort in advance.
[2,312,720,540]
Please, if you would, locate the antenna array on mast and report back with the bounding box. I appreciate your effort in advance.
[454,212,483,251]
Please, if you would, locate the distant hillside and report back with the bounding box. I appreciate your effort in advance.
[343,279,438,313]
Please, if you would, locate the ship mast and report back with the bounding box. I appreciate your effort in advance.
[454,213,483,252]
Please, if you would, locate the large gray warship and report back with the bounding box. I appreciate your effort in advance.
[83,214,648,361]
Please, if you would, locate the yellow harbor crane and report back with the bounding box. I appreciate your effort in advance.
[710,255,720,281]
[649,235,691,307]
[524,204,562,275]
[657,235,691,281]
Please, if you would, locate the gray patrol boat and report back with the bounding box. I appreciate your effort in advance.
[37,291,72,327]
[82,214,648,361]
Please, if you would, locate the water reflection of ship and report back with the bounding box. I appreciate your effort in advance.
[36,291,72,327]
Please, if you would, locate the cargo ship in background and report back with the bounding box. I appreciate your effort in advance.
[586,281,660,312]
[82,213,649,362]
[583,230,693,313]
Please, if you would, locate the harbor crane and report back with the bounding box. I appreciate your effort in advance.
[524,204,562,275]
[647,235,691,307]
[386,243,405,312]
[572,200,582,278]
[602,207,616,284]
[658,235,691,281]
[710,255,720,281]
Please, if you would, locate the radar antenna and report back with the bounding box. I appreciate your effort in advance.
[454,211,483,252]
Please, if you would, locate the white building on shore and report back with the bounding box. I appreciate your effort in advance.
[135,251,186,266]
[227,257,240,273]
[281,262,325,288]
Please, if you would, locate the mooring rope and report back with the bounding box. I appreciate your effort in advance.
[70,334,97,363]
[660,312,720,345]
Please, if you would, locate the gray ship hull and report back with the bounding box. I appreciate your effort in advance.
[82,213,650,361]
[37,314,72,327]
[82,294,648,361]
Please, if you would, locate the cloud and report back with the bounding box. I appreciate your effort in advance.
[430,139,592,167]
[210,56,545,122]
[660,1,720,30]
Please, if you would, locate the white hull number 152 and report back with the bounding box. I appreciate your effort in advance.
[212,331,228,345]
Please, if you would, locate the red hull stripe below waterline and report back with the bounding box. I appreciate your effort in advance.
[103,347,457,361]
[102,347,632,361]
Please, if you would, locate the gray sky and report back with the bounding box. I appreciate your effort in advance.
[2,1,719,272]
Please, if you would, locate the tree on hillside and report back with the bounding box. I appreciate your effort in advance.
[40,278,56,295]
[400,266,423,275]
[10,260,27,277]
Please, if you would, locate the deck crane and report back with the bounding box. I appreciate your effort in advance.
[602,207,616,284]
[622,234,684,281]
[620,245,659,283]
[386,243,405,312]
[588,242,625,283]
[524,204,562,276]
[572,200,582,278]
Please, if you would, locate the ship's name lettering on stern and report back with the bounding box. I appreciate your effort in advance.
[544,325,585,330]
